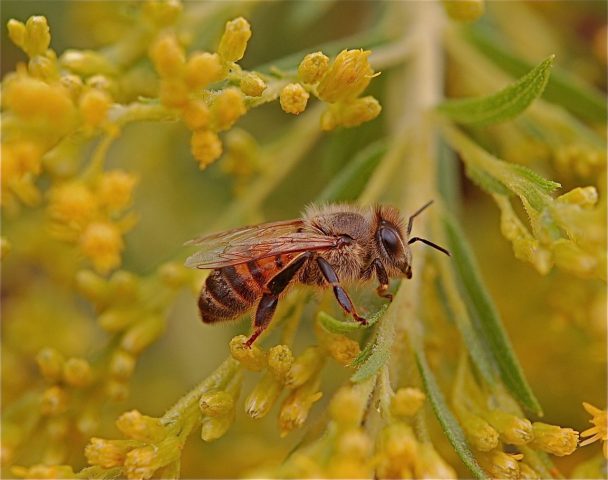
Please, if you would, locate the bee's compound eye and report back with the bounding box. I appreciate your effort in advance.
[380,227,401,257]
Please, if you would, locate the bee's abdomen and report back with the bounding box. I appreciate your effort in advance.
[198,265,257,323]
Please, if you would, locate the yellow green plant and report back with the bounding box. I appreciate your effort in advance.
[1,1,606,479]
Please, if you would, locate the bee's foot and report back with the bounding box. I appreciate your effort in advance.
[244,329,262,348]
[354,314,368,326]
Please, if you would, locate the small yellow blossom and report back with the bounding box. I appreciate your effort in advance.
[286,346,324,388]
[329,386,364,427]
[200,390,235,417]
[116,410,165,442]
[317,49,375,103]
[121,315,166,354]
[376,422,419,478]
[7,19,27,51]
[36,347,65,381]
[105,379,129,402]
[580,402,607,457]
[1,141,43,181]
[8,16,51,57]
[483,410,533,445]
[210,88,246,131]
[280,83,310,115]
[75,269,108,304]
[60,49,116,77]
[159,78,189,108]
[325,333,360,365]
[519,462,541,479]
[530,422,579,456]
[40,386,69,416]
[62,357,93,388]
[240,72,266,97]
[97,170,138,212]
[413,443,457,479]
[229,335,267,371]
[442,0,485,22]
[142,0,183,27]
[279,377,322,437]
[557,186,598,206]
[456,407,499,451]
[201,413,234,442]
[298,52,330,84]
[182,100,210,130]
[85,437,133,468]
[322,96,382,130]
[149,33,185,78]
[477,450,521,480]
[48,182,98,229]
[28,54,58,80]
[391,387,426,417]
[191,129,223,169]
[185,52,224,90]
[218,17,251,63]
[109,350,136,380]
[245,372,283,419]
[99,308,139,332]
[80,221,124,274]
[79,88,112,128]
[268,345,294,381]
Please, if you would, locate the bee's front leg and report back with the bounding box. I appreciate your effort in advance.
[316,256,367,325]
[372,258,393,302]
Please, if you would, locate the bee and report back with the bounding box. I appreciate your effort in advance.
[185,201,449,346]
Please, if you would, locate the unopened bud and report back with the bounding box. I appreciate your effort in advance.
[229,335,266,371]
[121,315,165,354]
[240,72,266,97]
[298,52,329,84]
[36,347,65,381]
[483,410,533,445]
[201,413,234,442]
[109,350,136,380]
[245,372,283,419]
[279,377,322,437]
[268,345,294,381]
[286,346,323,388]
[199,390,234,417]
[218,17,251,62]
[116,410,165,442]
[63,357,93,387]
[41,386,68,415]
[391,387,426,417]
[477,450,520,480]
[530,422,579,456]
[279,83,309,115]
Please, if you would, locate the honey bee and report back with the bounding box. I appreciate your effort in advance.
[185,201,449,346]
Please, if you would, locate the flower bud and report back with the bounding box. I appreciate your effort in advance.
[245,372,283,419]
[336,428,372,457]
[77,410,100,436]
[116,410,165,442]
[324,96,381,130]
[98,308,138,332]
[557,186,598,206]
[218,17,251,62]
[24,16,51,57]
[286,346,323,388]
[106,379,129,402]
[40,386,68,415]
[36,347,65,381]
[279,83,309,115]
[149,33,185,78]
[551,239,597,277]
[80,221,124,275]
[413,443,456,479]
[530,422,579,456]
[240,72,266,97]
[329,386,364,427]
[191,129,223,170]
[109,349,136,380]
[28,55,57,80]
[483,410,533,445]
[75,270,108,304]
[377,422,418,475]
[268,345,294,381]
[159,78,189,108]
[279,377,322,437]
[63,357,93,387]
[49,182,98,227]
[298,52,329,84]
[182,100,210,130]
[325,333,360,365]
[185,52,224,89]
[210,88,246,131]
[121,315,165,354]
[229,335,267,371]
[391,387,426,418]
[60,49,116,77]
[142,0,182,27]
[200,390,235,417]
[477,450,520,480]
[317,49,375,103]
[79,88,112,127]
[158,261,189,288]
[442,0,485,22]
[456,408,499,452]
[108,269,139,301]
[201,413,234,442]
[519,462,541,479]
[7,19,26,50]
[98,171,138,212]
[85,437,133,468]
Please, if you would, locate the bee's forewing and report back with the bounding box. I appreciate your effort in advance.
[184,219,337,269]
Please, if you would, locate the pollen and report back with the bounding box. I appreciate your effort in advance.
[280,83,310,115]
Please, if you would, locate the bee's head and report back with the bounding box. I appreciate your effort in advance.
[375,202,449,279]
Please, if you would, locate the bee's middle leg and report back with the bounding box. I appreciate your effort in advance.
[316,256,366,325]
[245,253,311,347]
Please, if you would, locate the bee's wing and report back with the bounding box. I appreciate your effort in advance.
[184,219,337,269]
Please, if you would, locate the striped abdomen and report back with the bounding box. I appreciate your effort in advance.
[198,253,297,323]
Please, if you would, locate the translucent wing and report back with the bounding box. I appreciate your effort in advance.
[184,219,337,269]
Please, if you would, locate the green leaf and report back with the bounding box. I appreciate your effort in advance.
[465,164,511,196]
[318,303,386,334]
[443,212,543,416]
[415,350,489,480]
[349,340,374,369]
[350,320,391,383]
[437,55,554,126]
[508,164,561,194]
[466,28,608,123]
[317,140,387,202]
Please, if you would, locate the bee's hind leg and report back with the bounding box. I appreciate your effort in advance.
[245,253,311,347]
[316,256,367,325]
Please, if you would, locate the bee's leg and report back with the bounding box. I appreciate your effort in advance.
[372,259,393,302]
[316,256,367,325]
[245,253,311,347]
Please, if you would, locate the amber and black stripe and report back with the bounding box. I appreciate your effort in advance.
[198,253,297,324]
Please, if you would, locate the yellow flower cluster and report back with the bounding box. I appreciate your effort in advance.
[277,49,382,130]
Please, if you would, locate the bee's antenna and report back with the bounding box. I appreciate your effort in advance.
[407,200,434,235]
[408,237,450,256]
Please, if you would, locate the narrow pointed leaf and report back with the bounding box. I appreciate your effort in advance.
[437,55,554,126]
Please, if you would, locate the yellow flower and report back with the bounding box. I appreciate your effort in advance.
[142,0,183,27]
[8,16,51,57]
[97,170,138,212]
[267,345,294,381]
[40,386,69,416]
[317,49,375,103]
[121,315,166,354]
[149,33,185,78]
[79,221,124,274]
[229,334,267,371]
[185,52,224,90]
[240,72,266,97]
[278,377,322,437]
[199,390,235,417]
[321,96,382,130]
[477,450,520,480]
[413,443,457,479]
[159,78,189,108]
[280,83,310,115]
[217,17,251,63]
[201,413,234,442]
[116,410,165,443]
[109,350,136,381]
[182,100,210,130]
[62,357,93,388]
[36,347,65,381]
[391,387,426,417]
[298,52,329,84]
[442,0,485,22]
[530,422,579,456]
[190,129,223,169]
[79,88,112,128]
[1,141,43,182]
[245,372,283,419]
[286,346,324,388]
[84,437,133,468]
[210,88,246,131]
[580,402,607,457]
[483,410,533,445]
[48,182,98,229]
